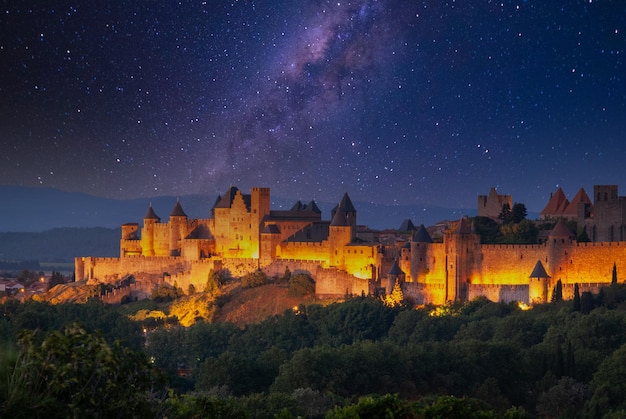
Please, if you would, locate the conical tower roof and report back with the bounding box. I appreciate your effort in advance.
[337,192,356,213]
[529,260,551,278]
[305,200,321,214]
[399,219,416,232]
[144,204,160,220]
[452,218,473,235]
[290,200,304,211]
[413,224,433,243]
[170,199,187,217]
[549,219,575,238]
[388,260,404,276]
[330,207,349,226]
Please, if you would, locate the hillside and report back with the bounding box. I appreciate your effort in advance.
[216,283,332,325]
[29,278,328,327]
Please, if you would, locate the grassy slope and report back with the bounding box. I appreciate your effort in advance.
[215,283,324,326]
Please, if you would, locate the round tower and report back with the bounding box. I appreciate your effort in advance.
[410,224,433,283]
[387,259,405,295]
[331,193,357,240]
[169,199,188,257]
[329,207,352,268]
[529,260,551,304]
[399,242,412,281]
[547,220,576,289]
[141,204,160,256]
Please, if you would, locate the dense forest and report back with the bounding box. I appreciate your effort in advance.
[3,284,626,417]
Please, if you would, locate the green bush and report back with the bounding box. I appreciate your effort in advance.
[241,270,268,288]
[288,273,315,297]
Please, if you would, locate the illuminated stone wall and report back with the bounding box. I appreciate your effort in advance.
[80,185,626,305]
[277,241,331,263]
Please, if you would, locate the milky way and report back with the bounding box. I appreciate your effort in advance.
[1,1,624,223]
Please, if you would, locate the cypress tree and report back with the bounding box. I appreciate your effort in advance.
[572,283,581,312]
[551,279,563,303]
[612,262,618,285]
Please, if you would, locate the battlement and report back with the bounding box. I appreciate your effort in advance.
[482,243,545,251]
[576,241,626,247]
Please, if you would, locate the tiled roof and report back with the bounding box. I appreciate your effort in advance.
[284,221,330,242]
[214,186,240,208]
[212,186,251,211]
[261,224,281,234]
[541,187,570,217]
[561,188,591,217]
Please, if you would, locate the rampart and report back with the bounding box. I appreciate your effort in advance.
[477,244,546,285]
[262,259,325,279]
[277,241,330,262]
[314,266,372,297]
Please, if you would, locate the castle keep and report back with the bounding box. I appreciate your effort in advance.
[76,185,626,305]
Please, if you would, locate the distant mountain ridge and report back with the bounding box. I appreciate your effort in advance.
[0,185,470,232]
[0,227,119,263]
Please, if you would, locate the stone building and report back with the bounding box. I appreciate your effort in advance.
[77,185,626,306]
[477,187,512,219]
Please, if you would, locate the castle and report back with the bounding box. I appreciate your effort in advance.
[76,185,626,305]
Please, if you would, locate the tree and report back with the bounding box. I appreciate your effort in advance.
[551,279,563,303]
[16,270,38,288]
[472,216,503,244]
[187,283,196,295]
[288,273,315,297]
[498,204,512,224]
[511,203,528,224]
[413,395,503,419]
[241,270,268,288]
[587,343,626,416]
[1,323,164,417]
[281,267,292,283]
[578,228,591,243]
[151,284,182,302]
[612,263,618,285]
[537,376,587,418]
[383,279,404,307]
[573,283,581,312]
[327,394,415,419]
[581,291,595,314]
[46,271,65,291]
[500,220,539,244]
[205,269,225,294]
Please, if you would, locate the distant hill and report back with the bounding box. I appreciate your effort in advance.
[0,186,215,232]
[0,227,119,263]
[0,185,469,233]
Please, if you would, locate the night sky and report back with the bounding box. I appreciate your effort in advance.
[1,1,624,220]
